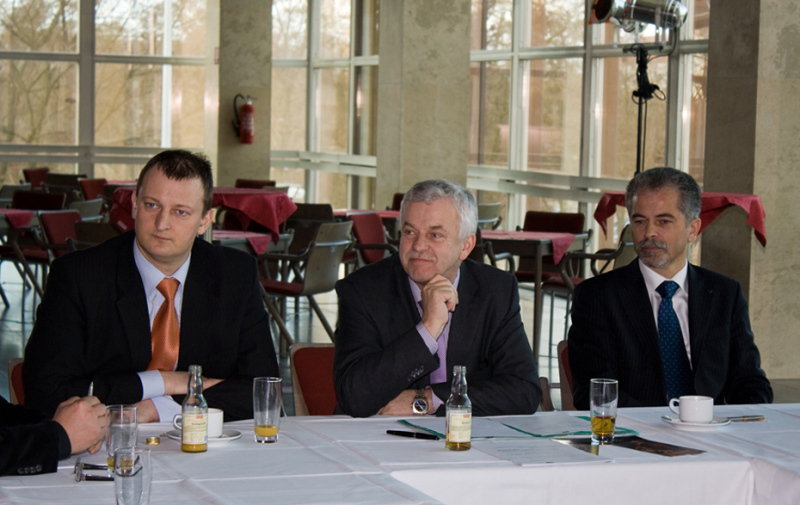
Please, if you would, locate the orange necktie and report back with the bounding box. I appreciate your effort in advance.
[147,278,180,371]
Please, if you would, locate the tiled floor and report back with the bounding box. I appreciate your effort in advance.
[2,262,798,412]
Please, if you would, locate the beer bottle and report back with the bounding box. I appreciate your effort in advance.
[181,364,208,453]
[445,365,471,451]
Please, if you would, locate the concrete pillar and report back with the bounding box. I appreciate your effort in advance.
[213,0,272,186]
[703,0,800,379]
[376,0,471,206]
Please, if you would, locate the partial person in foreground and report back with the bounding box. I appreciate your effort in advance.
[334,179,541,417]
[0,395,106,476]
[24,150,279,422]
[569,167,772,409]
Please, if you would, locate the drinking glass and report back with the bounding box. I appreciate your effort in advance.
[590,378,618,444]
[107,405,138,469]
[114,447,151,505]
[253,377,282,443]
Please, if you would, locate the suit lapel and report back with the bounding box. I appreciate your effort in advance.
[446,263,478,381]
[176,239,218,369]
[687,264,712,370]
[115,235,152,369]
[619,260,663,366]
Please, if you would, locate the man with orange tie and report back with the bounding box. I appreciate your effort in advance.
[24,150,278,422]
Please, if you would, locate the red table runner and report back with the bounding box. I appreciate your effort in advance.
[110,187,297,242]
[0,209,35,229]
[481,230,577,264]
[334,209,400,219]
[593,191,767,247]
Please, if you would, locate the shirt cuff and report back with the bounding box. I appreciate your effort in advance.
[138,370,165,400]
[430,391,443,413]
[416,321,439,354]
[150,395,181,423]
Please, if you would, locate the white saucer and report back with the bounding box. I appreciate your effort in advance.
[166,429,242,442]
[661,415,730,432]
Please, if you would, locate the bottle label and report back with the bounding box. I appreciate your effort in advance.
[448,410,472,443]
[182,414,208,445]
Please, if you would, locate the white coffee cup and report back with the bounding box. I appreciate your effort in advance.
[172,408,224,438]
[669,395,714,423]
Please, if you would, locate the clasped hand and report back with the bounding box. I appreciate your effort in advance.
[420,274,458,339]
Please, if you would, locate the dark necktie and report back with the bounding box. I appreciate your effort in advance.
[147,278,180,371]
[656,281,692,401]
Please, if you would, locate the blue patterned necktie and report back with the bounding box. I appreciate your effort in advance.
[656,281,693,401]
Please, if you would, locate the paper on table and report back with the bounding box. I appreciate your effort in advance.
[497,412,638,438]
[399,417,529,439]
[477,439,612,466]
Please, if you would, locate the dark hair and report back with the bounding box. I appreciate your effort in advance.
[625,167,701,224]
[137,150,214,212]
[400,179,477,241]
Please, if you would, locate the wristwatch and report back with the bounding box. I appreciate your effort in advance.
[411,389,429,415]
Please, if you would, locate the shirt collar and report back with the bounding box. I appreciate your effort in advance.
[133,240,191,294]
[639,259,688,296]
[408,268,462,305]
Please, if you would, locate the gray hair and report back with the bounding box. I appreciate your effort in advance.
[400,179,477,241]
[625,167,702,225]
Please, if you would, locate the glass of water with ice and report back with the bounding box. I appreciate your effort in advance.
[114,447,151,505]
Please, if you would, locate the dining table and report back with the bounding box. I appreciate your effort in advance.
[1,403,796,505]
[109,187,297,242]
[333,209,401,240]
[481,230,589,358]
[593,191,768,246]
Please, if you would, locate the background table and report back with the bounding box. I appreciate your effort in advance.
[5,404,793,504]
[481,230,587,357]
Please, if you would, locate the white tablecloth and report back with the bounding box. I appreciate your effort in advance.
[1,404,798,504]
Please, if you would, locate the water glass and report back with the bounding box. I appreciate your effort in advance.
[107,405,138,469]
[114,447,151,505]
[590,378,618,444]
[253,377,282,443]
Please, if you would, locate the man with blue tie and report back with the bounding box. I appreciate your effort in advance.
[568,167,772,409]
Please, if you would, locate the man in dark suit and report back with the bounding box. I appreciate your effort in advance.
[569,167,772,409]
[334,179,541,417]
[24,150,278,422]
[1,395,106,476]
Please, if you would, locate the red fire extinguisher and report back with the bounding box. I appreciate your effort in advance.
[233,94,254,144]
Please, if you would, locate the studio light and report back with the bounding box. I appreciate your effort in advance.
[592,0,688,32]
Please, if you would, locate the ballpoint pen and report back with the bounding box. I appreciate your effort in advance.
[87,381,94,396]
[386,430,440,440]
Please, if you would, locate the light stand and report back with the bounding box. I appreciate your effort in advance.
[625,44,660,174]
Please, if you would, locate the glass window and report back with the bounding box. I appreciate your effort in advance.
[526,57,583,174]
[468,60,510,166]
[353,65,377,156]
[527,0,584,47]
[94,163,142,181]
[271,67,307,150]
[0,0,78,52]
[2,162,76,186]
[273,0,308,59]
[471,0,513,51]
[688,0,709,40]
[315,67,349,153]
[0,60,77,145]
[319,0,350,59]
[594,55,669,180]
[95,63,205,147]
[354,0,379,57]
[686,53,707,183]
[95,0,206,56]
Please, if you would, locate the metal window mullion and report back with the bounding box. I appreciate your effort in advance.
[78,0,96,175]
[665,31,682,170]
[305,0,320,203]
[161,0,174,149]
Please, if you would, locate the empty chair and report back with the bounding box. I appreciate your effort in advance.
[0,183,31,206]
[69,198,104,218]
[557,340,574,411]
[79,178,108,201]
[235,178,277,189]
[539,377,554,412]
[282,203,336,255]
[290,343,338,416]
[8,358,24,405]
[11,190,65,210]
[347,211,397,266]
[70,221,120,250]
[22,167,49,189]
[388,192,404,211]
[467,227,514,271]
[259,221,353,346]
[38,210,83,259]
[477,202,503,230]
[515,210,586,282]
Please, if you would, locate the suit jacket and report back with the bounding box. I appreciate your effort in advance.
[23,231,279,421]
[334,255,541,417]
[0,397,69,476]
[568,259,773,409]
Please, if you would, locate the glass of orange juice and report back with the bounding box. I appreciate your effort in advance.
[253,377,282,443]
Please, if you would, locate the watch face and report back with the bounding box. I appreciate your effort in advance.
[412,397,428,415]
